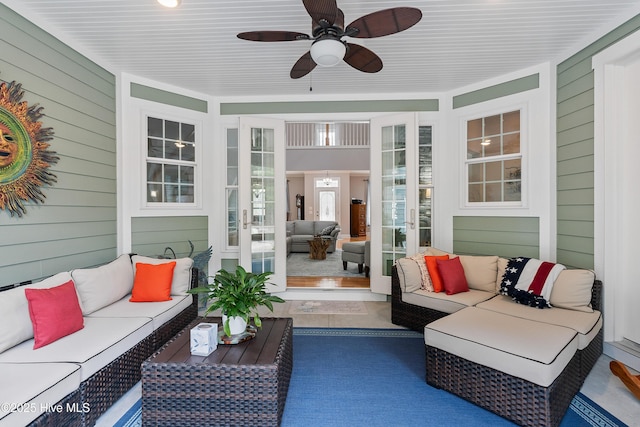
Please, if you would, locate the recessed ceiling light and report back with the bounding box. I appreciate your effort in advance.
[157,0,181,8]
[481,139,491,146]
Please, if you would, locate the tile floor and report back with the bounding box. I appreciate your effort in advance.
[96,300,639,426]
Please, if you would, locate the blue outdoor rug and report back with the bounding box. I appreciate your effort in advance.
[116,328,626,427]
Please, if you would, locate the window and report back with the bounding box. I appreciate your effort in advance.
[466,110,521,203]
[146,116,196,204]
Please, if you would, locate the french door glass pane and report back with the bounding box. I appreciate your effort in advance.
[250,127,275,274]
[381,124,407,276]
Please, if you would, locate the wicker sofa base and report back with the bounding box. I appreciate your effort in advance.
[80,300,198,426]
[426,345,582,427]
[26,389,83,427]
[391,267,449,332]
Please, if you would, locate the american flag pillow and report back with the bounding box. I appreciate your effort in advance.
[499,257,566,308]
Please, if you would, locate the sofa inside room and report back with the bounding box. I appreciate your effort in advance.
[286,220,340,254]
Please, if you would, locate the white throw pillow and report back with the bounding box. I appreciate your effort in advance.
[131,255,194,295]
[0,272,74,353]
[72,254,134,315]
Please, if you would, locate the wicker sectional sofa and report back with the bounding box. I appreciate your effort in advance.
[0,254,198,427]
[391,248,603,427]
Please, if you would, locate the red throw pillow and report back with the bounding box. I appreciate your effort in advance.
[129,262,176,302]
[437,257,469,295]
[25,280,84,349]
[424,255,449,292]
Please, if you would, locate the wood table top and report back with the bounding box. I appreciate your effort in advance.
[147,317,293,366]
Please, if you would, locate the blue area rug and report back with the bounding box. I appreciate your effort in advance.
[116,328,626,427]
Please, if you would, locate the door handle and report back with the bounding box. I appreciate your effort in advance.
[243,209,250,229]
[405,209,415,230]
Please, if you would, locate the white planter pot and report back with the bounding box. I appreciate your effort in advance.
[222,314,247,336]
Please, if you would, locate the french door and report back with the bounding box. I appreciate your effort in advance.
[370,113,418,294]
[238,117,286,293]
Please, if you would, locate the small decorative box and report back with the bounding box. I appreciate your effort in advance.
[190,323,218,356]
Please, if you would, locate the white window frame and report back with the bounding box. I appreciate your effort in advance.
[462,104,527,208]
[141,110,202,209]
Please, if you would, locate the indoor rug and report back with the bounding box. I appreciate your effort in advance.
[287,250,364,277]
[288,300,368,315]
[114,328,626,427]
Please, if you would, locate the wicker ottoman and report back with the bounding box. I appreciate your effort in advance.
[424,307,581,427]
[142,317,293,427]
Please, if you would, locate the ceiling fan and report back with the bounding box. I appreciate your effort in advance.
[236,0,422,79]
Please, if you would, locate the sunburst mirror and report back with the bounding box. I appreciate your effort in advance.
[0,80,58,217]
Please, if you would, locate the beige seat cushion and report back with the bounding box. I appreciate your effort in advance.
[402,289,496,314]
[0,363,81,426]
[424,307,578,387]
[475,295,602,350]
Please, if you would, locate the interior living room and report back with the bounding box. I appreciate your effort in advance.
[1,1,640,426]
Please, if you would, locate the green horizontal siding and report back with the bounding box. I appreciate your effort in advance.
[220,99,439,115]
[131,83,208,113]
[452,216,539,258]
[556,13,640,269]
[131,216,209,259]
[0,4,117,287]
[452,74,539,109]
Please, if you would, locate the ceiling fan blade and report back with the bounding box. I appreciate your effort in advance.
[302,0,338,27]
[237,31,310,42]
[344,43,382,73]
[290,51,317,79]
[346,7,422,38]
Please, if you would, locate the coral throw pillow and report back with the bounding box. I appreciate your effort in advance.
[424,255,449,292]
[25,280,84,349]
[130,262,176,302]
[437,257,469,295]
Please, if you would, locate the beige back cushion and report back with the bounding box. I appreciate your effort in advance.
[496,257,509,292]
[549,269,596,312]
[131,255,194,295]
[72,254,134,315]
[395,258,423,293]
[458,255,499,293]
[0,272,74,353]
[425,247,450,256]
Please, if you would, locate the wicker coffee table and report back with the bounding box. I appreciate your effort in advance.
[141,317,293,427]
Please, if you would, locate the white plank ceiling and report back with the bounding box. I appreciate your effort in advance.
[5,0,640,97]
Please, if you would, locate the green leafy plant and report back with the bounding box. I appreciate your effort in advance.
[187,265,285,336]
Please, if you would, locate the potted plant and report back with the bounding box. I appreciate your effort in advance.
[188,265,285,336]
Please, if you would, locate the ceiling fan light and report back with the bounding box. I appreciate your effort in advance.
[310,39,346,67]
[157,0,181,8]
